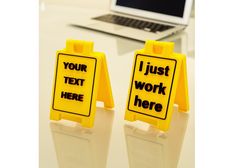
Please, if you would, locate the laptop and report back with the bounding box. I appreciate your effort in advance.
[71,0,193,41]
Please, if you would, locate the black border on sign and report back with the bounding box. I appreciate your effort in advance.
[52,53,97,117]
[127,54,177,120]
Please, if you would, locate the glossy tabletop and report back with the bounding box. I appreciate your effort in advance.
[39,1,195,167]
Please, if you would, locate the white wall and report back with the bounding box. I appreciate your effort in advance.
[40,0,110,10]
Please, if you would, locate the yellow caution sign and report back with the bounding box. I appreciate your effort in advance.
[125,40,189,131]
[50,40,114,128]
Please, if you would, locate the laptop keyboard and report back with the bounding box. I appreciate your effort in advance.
[93,14,174,33]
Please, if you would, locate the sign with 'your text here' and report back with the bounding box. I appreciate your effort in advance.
[50,40,114,128]
[125,41,189,131]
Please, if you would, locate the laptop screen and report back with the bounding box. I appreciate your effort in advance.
[116,0,186,18]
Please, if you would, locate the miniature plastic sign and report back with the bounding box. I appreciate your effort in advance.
[125,40,189,131]
[50,40,114,128]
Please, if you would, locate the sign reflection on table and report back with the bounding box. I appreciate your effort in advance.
[124,107,189,168]
[50,107,114,168]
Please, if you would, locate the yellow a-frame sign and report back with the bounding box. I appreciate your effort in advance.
[125,40,189,131]
[50,40,114,128]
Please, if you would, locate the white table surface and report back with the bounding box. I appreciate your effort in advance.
[39,1,195,167]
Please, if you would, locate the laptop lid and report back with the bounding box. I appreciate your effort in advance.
[111,0,193,25]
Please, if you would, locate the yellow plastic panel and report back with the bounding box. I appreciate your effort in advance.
[53,53,97,116]
[125,40,189,131]
[50,40,114,128]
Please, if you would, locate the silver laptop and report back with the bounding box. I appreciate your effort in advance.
[71,0,193,41]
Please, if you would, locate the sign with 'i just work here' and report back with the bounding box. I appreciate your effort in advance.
[125,41,189,131]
